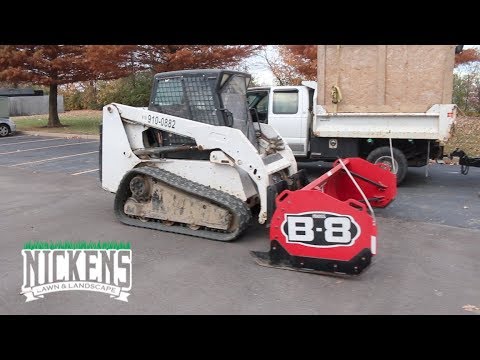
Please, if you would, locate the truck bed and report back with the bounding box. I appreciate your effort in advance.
[313,104,457,142]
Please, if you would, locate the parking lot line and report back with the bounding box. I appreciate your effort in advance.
[9,151,99,167]
[71,168,99,176]
[0,141,99,155]
[2,135,31,140]
[0,138,66,147]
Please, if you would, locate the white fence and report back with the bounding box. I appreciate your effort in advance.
[0,97,8,118]
[8,96,64,116]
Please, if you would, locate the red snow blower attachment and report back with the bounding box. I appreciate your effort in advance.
[251,158,397,276]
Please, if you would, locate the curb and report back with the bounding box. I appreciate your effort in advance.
[18,131,100,140]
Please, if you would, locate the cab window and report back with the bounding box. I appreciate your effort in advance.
[272,90,298,114]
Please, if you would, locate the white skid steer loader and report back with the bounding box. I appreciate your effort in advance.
[100,69,397,275]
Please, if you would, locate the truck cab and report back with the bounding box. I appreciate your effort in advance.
[248,83,315,157]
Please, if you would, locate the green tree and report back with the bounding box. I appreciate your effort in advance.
[453,47,480,115]
[453,73,469,111]
[97,73,154,108]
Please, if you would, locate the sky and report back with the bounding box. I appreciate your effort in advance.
[244,46,278,86]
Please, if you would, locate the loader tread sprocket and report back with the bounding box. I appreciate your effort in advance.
[114,166,252,241]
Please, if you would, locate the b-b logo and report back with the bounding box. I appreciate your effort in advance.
[282,212,360,247]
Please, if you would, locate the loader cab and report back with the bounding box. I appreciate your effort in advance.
[148,69,257,152]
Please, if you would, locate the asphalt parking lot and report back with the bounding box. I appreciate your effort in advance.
[0,134,99,176]
[1,133,479,314]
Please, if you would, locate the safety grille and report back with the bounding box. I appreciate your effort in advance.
[184,76,218,125]
[153,75,221,146]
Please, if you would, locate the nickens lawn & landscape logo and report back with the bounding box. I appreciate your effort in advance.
[21,241,132,302]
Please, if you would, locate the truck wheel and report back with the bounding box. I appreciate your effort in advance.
[367,146,408,184]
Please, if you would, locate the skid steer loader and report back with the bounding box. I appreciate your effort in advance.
[100,69,397,275]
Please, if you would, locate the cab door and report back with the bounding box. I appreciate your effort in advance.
[267,86,308,156]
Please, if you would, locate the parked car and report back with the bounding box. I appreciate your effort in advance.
[0,117,16,137]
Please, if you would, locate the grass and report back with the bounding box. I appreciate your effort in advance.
[23,241,131,250]
[13,110,102,135]
[445,116,480,157]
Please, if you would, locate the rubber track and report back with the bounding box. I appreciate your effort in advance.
[114,166,252,241]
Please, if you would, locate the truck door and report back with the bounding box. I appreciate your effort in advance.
[247,90,269,123]
[268,87,308,157]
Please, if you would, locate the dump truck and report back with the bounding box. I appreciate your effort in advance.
[247,45,458,184]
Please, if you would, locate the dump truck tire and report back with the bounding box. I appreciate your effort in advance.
[367,146,407,185]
